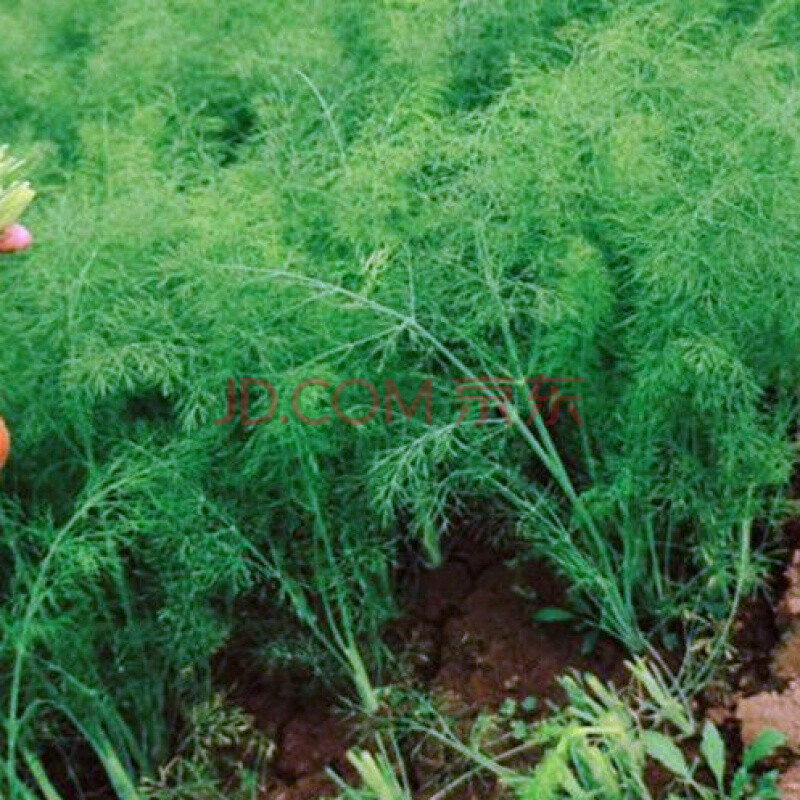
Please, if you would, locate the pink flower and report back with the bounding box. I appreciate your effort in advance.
[0,223,33,253]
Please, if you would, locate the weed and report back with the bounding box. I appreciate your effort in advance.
[396,660,783,800]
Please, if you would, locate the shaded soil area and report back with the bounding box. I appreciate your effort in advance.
[391,539,625,707]
[223,513,800,799]
[730,519,800,796]
[684,518,800,797]
[236,538,626,799]
[53,527,800,799]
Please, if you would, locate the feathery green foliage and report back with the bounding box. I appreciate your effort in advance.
[0,0,798,796]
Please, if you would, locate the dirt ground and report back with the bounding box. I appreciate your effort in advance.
[53,526,800,799]
[231,519,800,799]
[733,519,800,797]
[240,538,627,799]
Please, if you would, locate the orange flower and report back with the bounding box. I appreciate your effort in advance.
[0,416,10,471]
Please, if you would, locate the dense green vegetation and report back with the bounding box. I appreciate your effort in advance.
[1,0,798,796]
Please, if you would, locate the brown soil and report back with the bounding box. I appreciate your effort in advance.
[686,518,800,795]
[224,517,800,800]
[393,539,625,707]
[236,537,626,799]
[735,520,800,756]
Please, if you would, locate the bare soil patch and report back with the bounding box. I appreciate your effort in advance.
[238,537,626,798]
